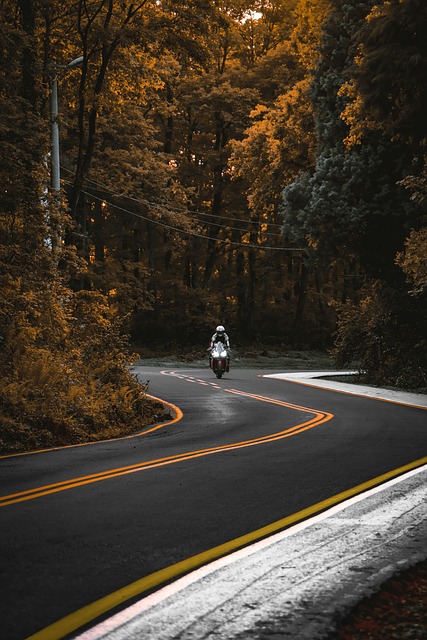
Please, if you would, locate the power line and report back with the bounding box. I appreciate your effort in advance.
[67,184,304,252]
[82,183,282,238]
[60,166,284,230]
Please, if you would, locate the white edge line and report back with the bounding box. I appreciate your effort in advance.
[74,463,427,640]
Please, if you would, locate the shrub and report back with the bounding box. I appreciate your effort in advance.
[333,281,427,390]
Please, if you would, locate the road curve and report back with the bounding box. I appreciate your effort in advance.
[0,367,426,639]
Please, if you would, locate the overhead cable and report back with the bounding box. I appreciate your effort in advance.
[65,184,304,252]
[60,166,284,230]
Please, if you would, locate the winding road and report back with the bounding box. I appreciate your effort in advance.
[1,366,426,640]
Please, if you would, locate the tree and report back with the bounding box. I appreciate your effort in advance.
[284,0,427,388]
[0,0,162,453]
[396,228,427,297]
[282,0,420,280]
[236,0,298,67]
[289,0,332,69]
[343,0,427,151]
[231,77,315,218]
[333,280,427,390]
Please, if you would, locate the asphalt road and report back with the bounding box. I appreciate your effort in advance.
[1,366,426,640]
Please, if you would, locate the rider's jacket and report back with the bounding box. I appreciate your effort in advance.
[210,332,230,349]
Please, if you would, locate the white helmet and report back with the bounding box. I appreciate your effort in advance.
[216,325,225,333]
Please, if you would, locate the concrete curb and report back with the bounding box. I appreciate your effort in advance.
[263,371,427,409]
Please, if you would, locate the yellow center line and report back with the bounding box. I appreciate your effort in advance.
[0,390,332,507]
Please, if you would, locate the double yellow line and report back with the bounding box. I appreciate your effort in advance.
[1,389,332,508]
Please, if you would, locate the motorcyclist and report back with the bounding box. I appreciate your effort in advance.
[209,325,231,371]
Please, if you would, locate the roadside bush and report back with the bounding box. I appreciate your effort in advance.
[0,286,162,454]
[333,281,427,391]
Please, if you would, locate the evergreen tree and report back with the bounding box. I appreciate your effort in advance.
[282,0,418,280]
[282,0,427,387]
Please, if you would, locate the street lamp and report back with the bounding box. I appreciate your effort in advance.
[50,56,84,193]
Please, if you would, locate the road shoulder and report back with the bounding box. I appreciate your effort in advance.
[263,370,427,409]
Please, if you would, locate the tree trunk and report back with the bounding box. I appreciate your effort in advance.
[236,251,246,328]
[18,0,37,107]
[164,82,174,154]
[293,262,308,327]
[203,111,227,288]
[93,200,105,262]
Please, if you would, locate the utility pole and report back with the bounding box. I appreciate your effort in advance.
[49,56,84,194]
[50,63,61,193]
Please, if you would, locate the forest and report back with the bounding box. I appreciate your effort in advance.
[1,0,426,452]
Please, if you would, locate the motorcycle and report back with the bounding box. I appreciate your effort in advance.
[210,342,229,379]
